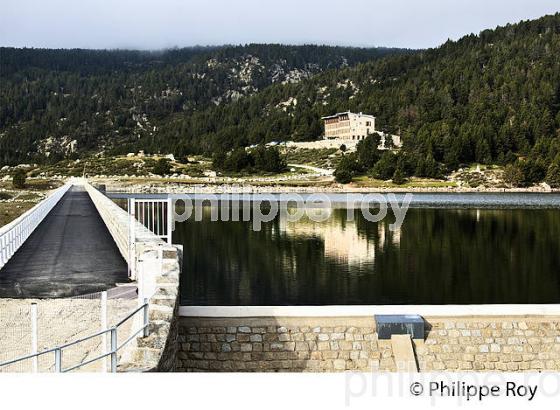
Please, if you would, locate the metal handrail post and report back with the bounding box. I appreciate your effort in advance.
[31,303,38,373]
[54,348,62,372]
[128,198,134,279]
[101,291,108,373]
[166,197,173,244]
[143,298,149,337]
[110,328,118,373]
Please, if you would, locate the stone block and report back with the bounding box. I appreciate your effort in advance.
[284,342,296,351]
[459,361,473,370]
[291,333,304,341]
[462,354,475,362]
[333,359,346,370]
[240,343,253,352]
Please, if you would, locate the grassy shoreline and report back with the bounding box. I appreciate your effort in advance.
[0,179,63,227]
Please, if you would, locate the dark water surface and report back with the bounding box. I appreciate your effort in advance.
[175,205,560,306]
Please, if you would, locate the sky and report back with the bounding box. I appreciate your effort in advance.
[1,0,559,50]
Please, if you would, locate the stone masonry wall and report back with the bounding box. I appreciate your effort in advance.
[177,316,560,372]
[124,246,182,372]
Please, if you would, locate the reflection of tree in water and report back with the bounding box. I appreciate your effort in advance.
[177,207,560,306]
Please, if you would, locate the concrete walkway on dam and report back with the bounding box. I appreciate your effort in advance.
[0,186,129,298]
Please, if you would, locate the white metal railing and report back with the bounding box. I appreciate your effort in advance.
[128,198,173,244]
[0,182,71,270]
[0,299,149,373]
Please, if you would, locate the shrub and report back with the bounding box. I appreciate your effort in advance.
[224,148,254,172]
[334,169,353,184]
[334,154,359,183]
[392,165,407,185]
[12,169,26,188]
[253,145,287,173]
[356,134,381,170]
[212,151,227,170]
[371,151,397,180]
[503,163,524,187]
[153,158,171,175]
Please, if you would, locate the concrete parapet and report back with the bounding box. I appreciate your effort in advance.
[83,181,133,262]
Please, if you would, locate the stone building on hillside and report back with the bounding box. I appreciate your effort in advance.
[322,111,401,149]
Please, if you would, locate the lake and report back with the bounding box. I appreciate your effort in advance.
[157,193,560,306]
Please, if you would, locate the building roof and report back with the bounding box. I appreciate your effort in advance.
[321,111,376,120]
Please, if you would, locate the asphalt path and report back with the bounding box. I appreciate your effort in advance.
[0,186,128,298]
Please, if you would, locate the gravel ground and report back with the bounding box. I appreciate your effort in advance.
[0,296,137,372]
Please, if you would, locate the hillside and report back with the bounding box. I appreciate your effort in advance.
[0,44,403,165]
[144,13,560,186]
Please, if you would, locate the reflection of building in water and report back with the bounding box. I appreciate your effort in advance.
[375,223,401,252]
[391,225,401,247]
[278,216,378,266]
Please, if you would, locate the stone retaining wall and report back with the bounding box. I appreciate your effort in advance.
[177,316,560,372]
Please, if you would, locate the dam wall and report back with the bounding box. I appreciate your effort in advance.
[177,308,560,372]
